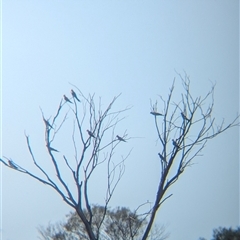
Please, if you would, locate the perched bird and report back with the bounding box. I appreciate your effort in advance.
[43,117,54,129]
[172,139,180,149]
[63,95,73,104]
[158,153,165,161]
[8,159,18,169]
[181,112,189,121]
[71,89,80,102]
[116,135,126,142]
[150,111,163,116]
[87,130,95,138]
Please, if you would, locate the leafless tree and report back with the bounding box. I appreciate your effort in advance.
[141,74,239,240]
[1,75,239,240]
[1,88,131,240]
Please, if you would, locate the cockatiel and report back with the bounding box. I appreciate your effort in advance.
[87,130,95,138]
[63,95,73,103]
[116,135,126,142]
[150,111,163,116]
[71,89,80,102]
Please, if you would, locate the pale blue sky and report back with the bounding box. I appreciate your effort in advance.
[1,1,239,240]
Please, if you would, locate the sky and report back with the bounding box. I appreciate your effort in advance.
[0,1,239,240]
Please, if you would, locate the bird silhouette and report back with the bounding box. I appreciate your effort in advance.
[71,89,80,102]
[8,160,18,169]
[150,111,163,116]
[64,95,73,103]
[87,130,95,138]
[172,139,180,149]
[116,135,126,142]
[158,153,165,161]
[181,112,189,121]
[43,118,54,129]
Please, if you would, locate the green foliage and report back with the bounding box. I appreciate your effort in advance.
[38,205,168,240]
[198,226,240,240]
[38,205,144,240]
[105,206,145,240]
[212,227,240,240]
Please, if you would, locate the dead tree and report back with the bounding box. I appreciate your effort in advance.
[1,76,239,240]
[1,88,130,240]
[141,74,239,240]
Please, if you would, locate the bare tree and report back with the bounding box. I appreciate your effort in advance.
[1,88,131,240]
[142,74,239,240]
[1,75,239,240]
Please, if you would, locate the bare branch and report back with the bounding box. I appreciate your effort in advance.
[142,74,239,240]
[2,88,130,240]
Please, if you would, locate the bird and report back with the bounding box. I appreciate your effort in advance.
[116,135,126,142]
[181,112,189,121]
[158,153,167,165]
[87,130,95,138]
[43,117,54,129]
[158,153,165,161]
[8,159,18,169]
[172,139,180,149]
[63,95,73,103]
[71,89,80,102]
[150,111,163,116]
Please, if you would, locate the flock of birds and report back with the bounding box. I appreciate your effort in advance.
[150,109,190,159]
[6,89,128,170]
[86,130,126,142]
[62,90,127,143]
[63,89,81,103]
[150,110,189,121]
[6,91,190,170]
